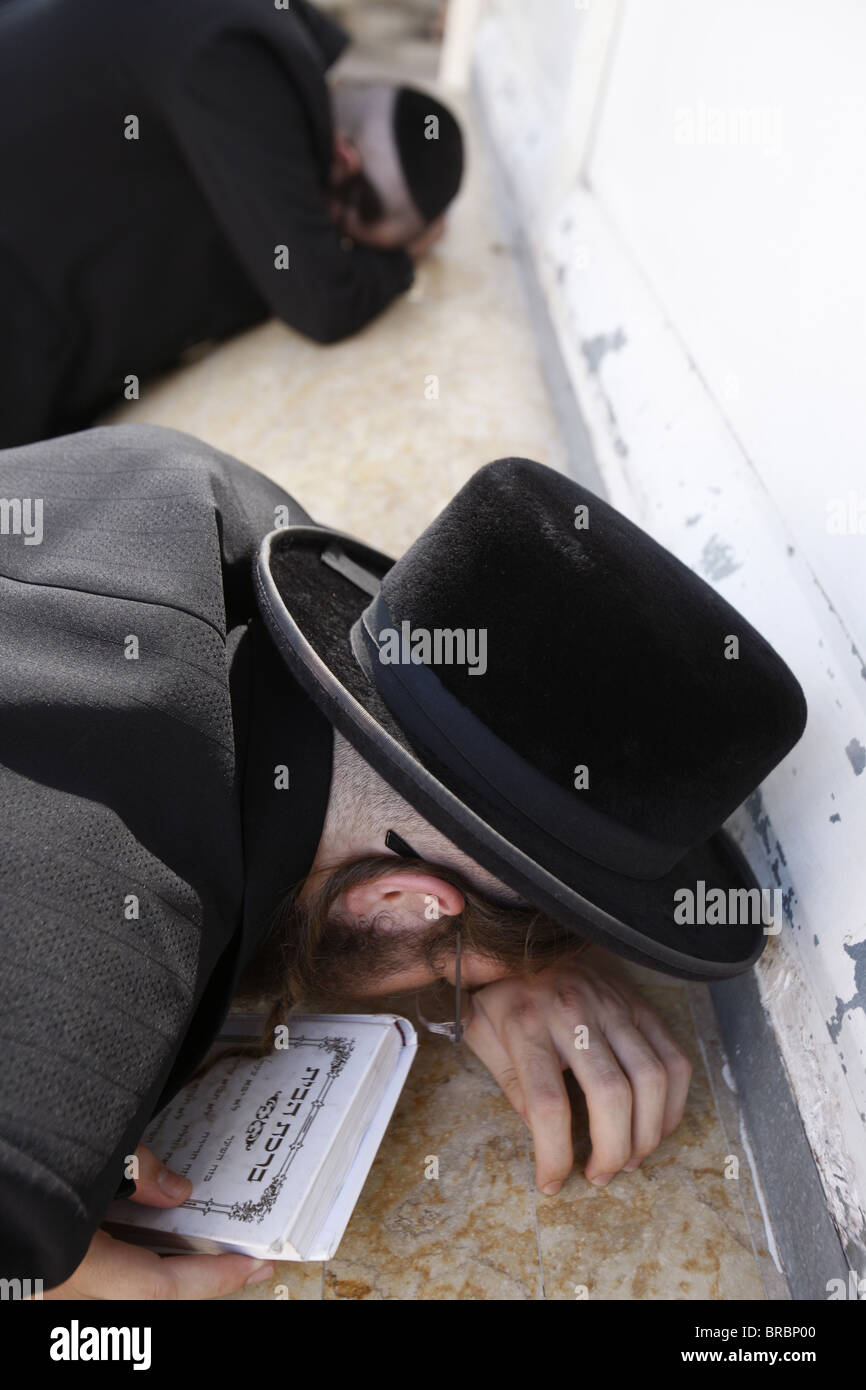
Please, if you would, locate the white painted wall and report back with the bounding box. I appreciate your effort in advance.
[472,0,866,1274]
[589,0,866,646]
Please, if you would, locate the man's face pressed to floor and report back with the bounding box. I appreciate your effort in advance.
[328,131,427,249]
[284,859,513,1007]
[279,852,568,1010]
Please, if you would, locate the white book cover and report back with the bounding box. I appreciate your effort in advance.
[103,1014,417,1262]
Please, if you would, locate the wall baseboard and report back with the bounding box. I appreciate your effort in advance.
[711,972,849,1301]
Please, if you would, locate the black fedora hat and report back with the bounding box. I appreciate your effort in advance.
[253,458,807,981]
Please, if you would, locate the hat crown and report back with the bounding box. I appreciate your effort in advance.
[393,86,464,222]
[365,458,806,854]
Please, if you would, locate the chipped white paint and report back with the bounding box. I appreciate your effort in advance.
[474,0,866,1271]
[750,921,866,1260]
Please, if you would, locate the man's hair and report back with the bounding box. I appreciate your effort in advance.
[201,854,588,1074]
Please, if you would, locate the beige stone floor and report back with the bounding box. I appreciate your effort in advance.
[104,8,786,1303]
[219,972,784,1302]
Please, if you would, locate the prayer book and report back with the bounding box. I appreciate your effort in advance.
[104,1013,417,1261]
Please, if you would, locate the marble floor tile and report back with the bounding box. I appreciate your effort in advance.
[322,1037,543,1300]
[225,970,781,1301]
[536,970,771,1301]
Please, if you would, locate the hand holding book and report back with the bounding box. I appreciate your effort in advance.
[41,1146,274,1300]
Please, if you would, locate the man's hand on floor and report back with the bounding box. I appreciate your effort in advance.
[463,946,693,1195]
[41,1145,274,1300]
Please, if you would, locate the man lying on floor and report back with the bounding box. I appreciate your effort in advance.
[0,0,463,448]
[0,425,806,1299]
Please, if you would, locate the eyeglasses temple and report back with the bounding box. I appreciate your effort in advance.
[453,925,462,1043]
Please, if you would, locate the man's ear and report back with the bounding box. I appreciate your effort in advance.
[342,870,464,926]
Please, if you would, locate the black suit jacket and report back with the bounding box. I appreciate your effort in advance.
[0,0,415,447]
[0,423,333,1288]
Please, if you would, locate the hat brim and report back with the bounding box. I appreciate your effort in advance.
[254,525,768,981]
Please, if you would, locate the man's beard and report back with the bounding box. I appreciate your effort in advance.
[239,853,585,1021]
[266,855,467,1010]
[295,911,458,1007]
[207,854,592,1086]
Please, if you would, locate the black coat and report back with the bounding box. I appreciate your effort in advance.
[0,423,334,1288]
[0,0,414,447]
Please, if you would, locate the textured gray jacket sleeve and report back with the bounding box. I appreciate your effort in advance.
[0,423,302,1288]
